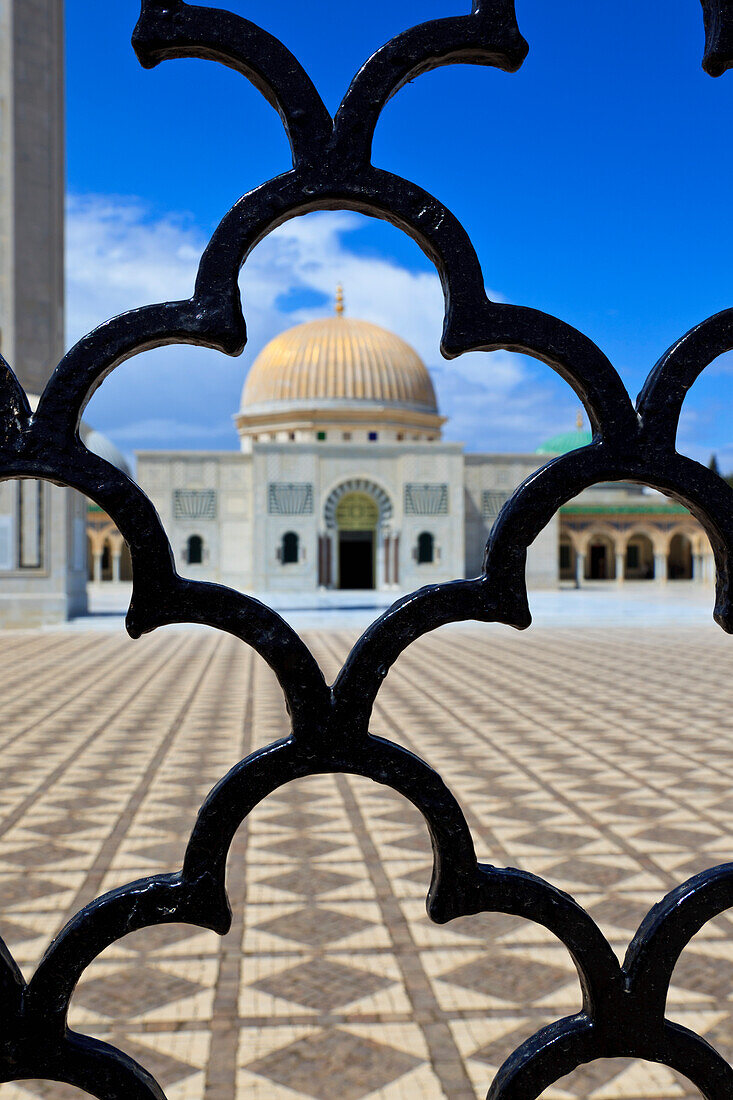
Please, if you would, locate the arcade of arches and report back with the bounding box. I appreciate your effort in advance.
[559,511,713,585]
[87,506,132,584]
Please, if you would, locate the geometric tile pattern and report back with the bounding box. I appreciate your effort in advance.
[245,1029,422,1099]
[254,906,373,947]
[73,967,206,1017]
[2,625,732,1097]
[252,957,392,1011]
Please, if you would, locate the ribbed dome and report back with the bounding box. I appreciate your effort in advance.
[241,316,438,412]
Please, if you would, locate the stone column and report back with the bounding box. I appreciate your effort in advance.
[615,551,625,583]
[318,535,327,587]
[575,551,585,588]
[376,528,386,590]
[93,551,102,583]
[112,552,121,583]
[654,552,667,583]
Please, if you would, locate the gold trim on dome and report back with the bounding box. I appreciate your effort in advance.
[234,405,446,436]
[240,316,438,414]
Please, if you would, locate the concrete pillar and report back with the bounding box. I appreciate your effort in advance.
[654,553,667,583]
[112,552,121,583]
[615,551,625,583]
[575,551,586,588]
[93,551,102,583]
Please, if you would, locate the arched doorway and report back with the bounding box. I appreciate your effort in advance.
[668,532,693,579]
[586,534,616,580]
[322,478,394,590]
[101,541,112,582]
[336,492,379,589]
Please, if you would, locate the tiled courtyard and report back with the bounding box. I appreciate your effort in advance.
[2,624,733,1099]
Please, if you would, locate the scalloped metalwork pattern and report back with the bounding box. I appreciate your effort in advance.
[2,2,733,1096]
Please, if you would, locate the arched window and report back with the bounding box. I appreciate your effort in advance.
[187,534,204,565]
[281,531,299,564]
[417,532,434,564]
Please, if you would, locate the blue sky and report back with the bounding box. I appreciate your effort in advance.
[66,1,733,466]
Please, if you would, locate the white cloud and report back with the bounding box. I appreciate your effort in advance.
[68,195,579,457]
[66,195,204,344]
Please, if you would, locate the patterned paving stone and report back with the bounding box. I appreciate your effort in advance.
[1,841,80,867]
[589,896,651,934]
[4,625,733,1098]
[470,1019,546,1067]
[132,839,187,867]
[253,958,393,1012]
[670,948,733,997]
[385,829,432,853]
[31,817,96,837]
[244,1029,422,1099]
[255,906,374,947]
[146,813,199,834]
[110,1036,200,1088]
[120,924,204,954]
[261,866,357,898]
[262,835,344,859]
[265,810,333,831]
[634,824,721,848]
[544,856,634,888]
[75,966,206,1017]
[269,789,322,807]
[13,1083,90,1098]
[440,954,572,1004]
[0,917,41,944]
[0,876,65,907]
[399,863,434,885]
[444,912,524,942]
[512,827,595,851]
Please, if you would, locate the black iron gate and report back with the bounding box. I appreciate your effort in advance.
[3,2,733,1096]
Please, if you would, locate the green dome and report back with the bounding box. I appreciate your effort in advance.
[536,428,593,455]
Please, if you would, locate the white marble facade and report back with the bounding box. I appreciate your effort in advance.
[136,444,558,594]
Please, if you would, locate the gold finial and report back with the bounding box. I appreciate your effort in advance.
[576,409,583,431]
[335,285,344,317]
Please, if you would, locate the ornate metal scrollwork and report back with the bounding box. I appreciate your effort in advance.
[3,1,733,1096]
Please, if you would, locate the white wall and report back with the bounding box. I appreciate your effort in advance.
[464,454,559,588]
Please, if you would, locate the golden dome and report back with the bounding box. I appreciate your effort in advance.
[240,316,438,413]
